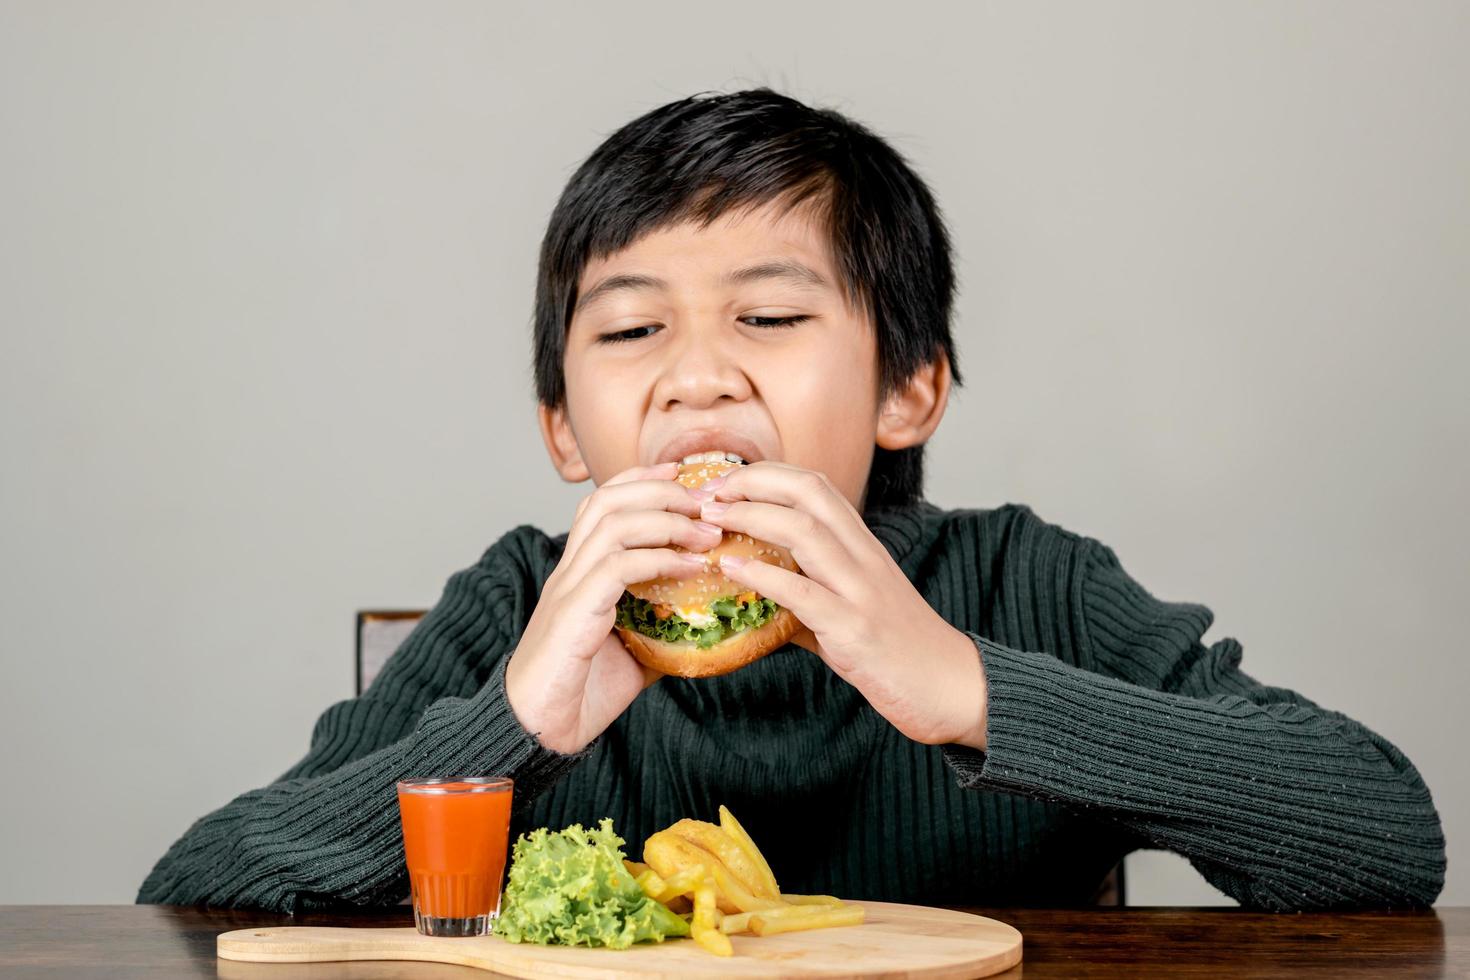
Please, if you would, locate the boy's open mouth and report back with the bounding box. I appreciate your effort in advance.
[615,591,781,649]
[653,428,766,466]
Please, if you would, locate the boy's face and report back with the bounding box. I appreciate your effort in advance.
[541,200,938,511]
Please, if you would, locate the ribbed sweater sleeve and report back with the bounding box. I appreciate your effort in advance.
[941,537,1446,911]
[136,527,589,912]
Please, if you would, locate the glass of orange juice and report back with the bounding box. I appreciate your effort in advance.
[396,776,514,937]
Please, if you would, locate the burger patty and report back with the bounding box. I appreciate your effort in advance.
[615,591,781,649]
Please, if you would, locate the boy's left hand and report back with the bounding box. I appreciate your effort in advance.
[693,461,988,751]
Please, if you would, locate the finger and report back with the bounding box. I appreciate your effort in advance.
[572,547,708,617]
[699,499,867,598]
[704,462,879,561]
[716,553,845,643]
[559,509,723,586]
[572,462,681,535]
[605,460,681,488]
[564,470,699,558]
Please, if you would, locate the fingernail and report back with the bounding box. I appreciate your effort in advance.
[686,487,714,502]
[693,520,723,536]
[702,476,726,490]
[701,500,730,518]
[679,551,710,564]
[719,554,747,569]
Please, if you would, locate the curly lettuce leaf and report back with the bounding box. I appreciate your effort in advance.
[493,819,689,948]
[616,592,781,649]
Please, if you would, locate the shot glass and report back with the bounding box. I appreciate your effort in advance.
[396,776,514,937]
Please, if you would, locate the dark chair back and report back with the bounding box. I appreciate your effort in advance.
[1092,863,1126,906]
[356,610,426,694]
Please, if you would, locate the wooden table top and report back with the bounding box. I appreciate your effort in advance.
[1,904,1464,978]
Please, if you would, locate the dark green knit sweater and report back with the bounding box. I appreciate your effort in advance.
[137,501,1445,912]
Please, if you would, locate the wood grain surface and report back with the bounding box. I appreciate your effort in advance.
[216,901,1022,979]
[0,904,1462,978]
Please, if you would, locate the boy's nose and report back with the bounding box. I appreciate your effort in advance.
[653,336,753,409]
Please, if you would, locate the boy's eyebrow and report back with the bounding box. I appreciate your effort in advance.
[574,273,666,314]
[574,260,830,316]
[722,259,829,289]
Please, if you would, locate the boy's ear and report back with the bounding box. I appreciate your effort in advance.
[538,402,591,483]
[875,351,952,452]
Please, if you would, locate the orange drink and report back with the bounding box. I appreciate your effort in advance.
[396,777,513,937]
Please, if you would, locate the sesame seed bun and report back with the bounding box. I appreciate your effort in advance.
[615,453,805,678]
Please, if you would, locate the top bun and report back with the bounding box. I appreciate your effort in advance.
[626,454,799,614]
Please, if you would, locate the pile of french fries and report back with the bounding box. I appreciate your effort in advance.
[622,805,865,957]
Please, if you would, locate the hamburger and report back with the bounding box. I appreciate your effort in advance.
[614,451,804,677]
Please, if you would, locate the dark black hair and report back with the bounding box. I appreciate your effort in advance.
[532,88,960,510]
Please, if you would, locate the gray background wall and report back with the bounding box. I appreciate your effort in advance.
[2,0,1465,906]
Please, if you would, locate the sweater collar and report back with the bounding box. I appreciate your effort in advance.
[860,498,944,579]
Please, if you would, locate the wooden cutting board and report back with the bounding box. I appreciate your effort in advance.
[217,900,1022,979]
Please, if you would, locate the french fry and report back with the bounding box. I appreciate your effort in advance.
[644,870,706,909]
[667,819,776,899]
[692,912,732,956]
[673,863,705,910]
[691,873,715,926]
[634,868,666,900]
[691,873,733,957]
[717,910,753,935]
[659,866,706,895]
[701,857,785,914]
[718,805,781,896]
[731,905,837,926]
[645,831,785,914]
[645,831,742,912]
[749,904,865,936]
[779,893,843,906]
[716,903,855,936]
[642,831,687,880]
[646,865,704,904]
[639,808,867,956]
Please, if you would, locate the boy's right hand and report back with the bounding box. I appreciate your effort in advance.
[503,461,721,755]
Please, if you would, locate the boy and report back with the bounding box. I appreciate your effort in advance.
[139,89,1445,912]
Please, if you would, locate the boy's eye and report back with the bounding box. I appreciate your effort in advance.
[739,315,811,329]
[595,315,810,345]
[597,324,661,345]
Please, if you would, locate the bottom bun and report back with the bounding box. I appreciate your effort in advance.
[616,608,803,678]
